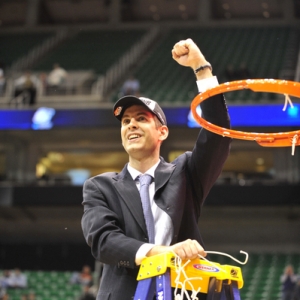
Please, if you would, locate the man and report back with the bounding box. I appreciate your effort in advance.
[47,63,67,94]
[280,265,298,300]
[81,38,231,300]
[120,74,140,97]
[13,71,39,105]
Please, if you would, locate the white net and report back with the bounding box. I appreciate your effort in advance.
[172,251,248,300]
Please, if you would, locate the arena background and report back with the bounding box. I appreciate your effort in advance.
[0,1,300,299]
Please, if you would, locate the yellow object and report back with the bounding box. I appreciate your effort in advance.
[137,253,244,294]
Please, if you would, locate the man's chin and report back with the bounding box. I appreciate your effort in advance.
[126,146,142,154]
[126,146,150,159]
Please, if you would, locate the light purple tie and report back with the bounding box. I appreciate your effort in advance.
[138,174,155,243]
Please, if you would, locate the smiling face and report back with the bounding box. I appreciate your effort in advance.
[121,105,168,162]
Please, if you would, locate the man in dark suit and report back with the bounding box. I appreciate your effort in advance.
[81,38,231,300]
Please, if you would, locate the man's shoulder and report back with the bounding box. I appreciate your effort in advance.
[83,172,119,192]
[88,172,119,182]
[169,151,191,164]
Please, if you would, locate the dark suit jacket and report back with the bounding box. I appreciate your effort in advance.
[81,94,231,300]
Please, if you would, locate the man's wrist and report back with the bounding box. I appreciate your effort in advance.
[135,243,155,265]
[194,63,212,74]
[146,245,170,257]
[192,61,213,80]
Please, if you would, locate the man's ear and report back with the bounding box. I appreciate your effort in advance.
[159,125,169,141]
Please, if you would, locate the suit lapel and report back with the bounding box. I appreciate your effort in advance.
[154,158,176,193]
[113,166,147,235]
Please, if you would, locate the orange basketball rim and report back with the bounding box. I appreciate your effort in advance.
[191,79,300,155]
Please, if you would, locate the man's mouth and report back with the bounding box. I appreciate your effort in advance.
[128,134,141,140]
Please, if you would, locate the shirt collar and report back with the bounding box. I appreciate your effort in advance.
[127,160,160,181]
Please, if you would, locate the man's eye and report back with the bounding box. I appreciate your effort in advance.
[138,116,145,121]
[122,119,129,125]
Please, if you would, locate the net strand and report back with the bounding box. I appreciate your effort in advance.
[204,250,249,265]
[292,134,298,156]
[283,94,294,111]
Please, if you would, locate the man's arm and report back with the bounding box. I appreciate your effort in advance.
[173,38,230,202]
[145,39,230,262]
[82,177,145,268]
[144,39,215,262]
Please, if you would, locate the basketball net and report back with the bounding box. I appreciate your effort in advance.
[172,250,248,300]
[191,79,300,155]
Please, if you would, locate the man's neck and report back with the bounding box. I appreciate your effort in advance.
[129,156,160,174]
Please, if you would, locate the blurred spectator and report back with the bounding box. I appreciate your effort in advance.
[0,63,5,96]
[70,265,93,287]
[280,265,298,300]
[78,285,96,300]
[120,74,140,97]
[7,268,27,289]
[12,71,39,106]
[38,72,48,96]
[293,277,300,300]
[0,270,11,292]
[47,63,68,94]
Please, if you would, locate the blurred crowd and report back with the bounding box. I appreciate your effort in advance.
[0,64,142,108]
[0,264,98,300]
[0,268,31,300]
[11,63,68,106]
[0,62,68,106]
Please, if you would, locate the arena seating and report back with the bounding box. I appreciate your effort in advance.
[131,27,297,104]
[33,29,147,74]
[0,32,55,67]
[3,253,300,300]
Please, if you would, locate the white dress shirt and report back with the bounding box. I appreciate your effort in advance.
[127,161,173,265]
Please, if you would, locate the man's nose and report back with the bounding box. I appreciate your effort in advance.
[128,118,138,128]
